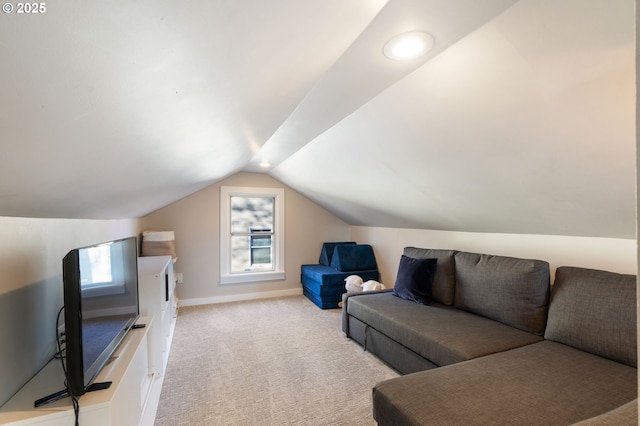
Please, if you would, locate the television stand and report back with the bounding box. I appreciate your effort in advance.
[34,381,112,407]
[0,317,156,425]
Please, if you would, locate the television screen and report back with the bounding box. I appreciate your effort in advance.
[63,236,139,396]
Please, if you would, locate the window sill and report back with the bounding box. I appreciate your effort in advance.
[220,271,286,285]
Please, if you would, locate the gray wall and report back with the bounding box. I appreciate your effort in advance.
[143,172,351,305]
[0,217,141,406]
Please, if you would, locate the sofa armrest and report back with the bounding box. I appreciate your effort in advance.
[341,289,393,336]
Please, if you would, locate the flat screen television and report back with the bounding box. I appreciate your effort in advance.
[62,236,140,397]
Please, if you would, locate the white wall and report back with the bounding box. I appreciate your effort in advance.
[0,217,142,295]
[351,226,637,286]
[0,216,141,406]
[143,172,351,306]
[141,171,637,306]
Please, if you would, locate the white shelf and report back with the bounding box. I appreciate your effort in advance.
[138,255,177,377]
[0,317,152,426]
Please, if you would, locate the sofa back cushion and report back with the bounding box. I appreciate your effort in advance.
[454,252,550,335]
[330,244,378,272]
[319,241,356,266]
[403,247,457,305]
[544,266,637,367]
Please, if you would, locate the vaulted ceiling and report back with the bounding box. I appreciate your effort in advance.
[0,0,635,238]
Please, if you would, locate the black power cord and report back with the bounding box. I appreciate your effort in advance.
[56,306,80,426]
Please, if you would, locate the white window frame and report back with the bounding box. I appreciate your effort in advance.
[220,186,285,284]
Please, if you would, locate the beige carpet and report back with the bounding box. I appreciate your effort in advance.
[154,296,399,426]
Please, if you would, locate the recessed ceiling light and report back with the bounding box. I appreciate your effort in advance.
[383,31,434,61]
[259,161,271,168]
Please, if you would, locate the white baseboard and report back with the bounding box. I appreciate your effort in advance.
[178,288,303,307]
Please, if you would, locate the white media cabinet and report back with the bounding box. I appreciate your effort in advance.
[138,256,178,377]
[0,255,178,426]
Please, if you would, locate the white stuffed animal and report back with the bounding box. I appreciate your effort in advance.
[363,280,386,292]
[344,275,364,293]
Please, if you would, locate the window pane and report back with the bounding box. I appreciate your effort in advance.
[251,247,272,265]
[231,235,273,272]
[230,196,273,234]
[251,235,272,247]
[231,235,251,272]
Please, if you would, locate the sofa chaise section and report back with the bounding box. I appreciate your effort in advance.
[372,340,637,426]
[371,264,637,425]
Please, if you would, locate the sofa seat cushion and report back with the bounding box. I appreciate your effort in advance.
[301,265,379,309]
[300,265,379,286]
[346,292,542,367]
[373,340,637,426]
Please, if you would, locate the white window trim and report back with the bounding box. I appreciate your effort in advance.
[220,186,285,284]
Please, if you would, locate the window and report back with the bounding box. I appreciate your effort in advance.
[220,186,285,284]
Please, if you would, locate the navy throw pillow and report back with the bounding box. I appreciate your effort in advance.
[392,255,438,305]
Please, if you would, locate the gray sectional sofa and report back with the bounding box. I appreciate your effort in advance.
[341,247,637,425]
